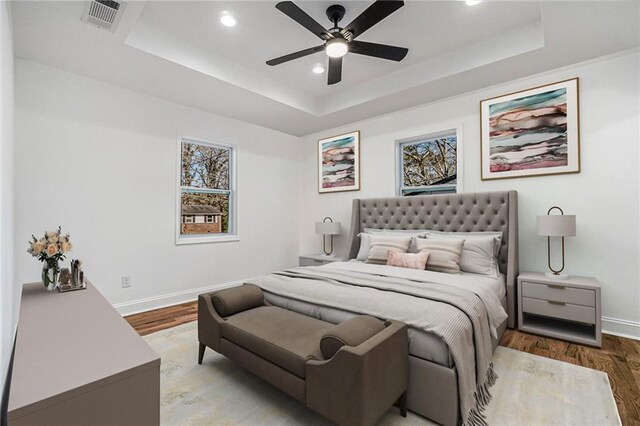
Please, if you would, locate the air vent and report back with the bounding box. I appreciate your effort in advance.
[82,0,126,32]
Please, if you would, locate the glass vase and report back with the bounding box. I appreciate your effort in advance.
[42,261,60,292]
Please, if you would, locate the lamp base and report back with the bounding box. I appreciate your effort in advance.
[545,272,569,280]
[319,253,336,258]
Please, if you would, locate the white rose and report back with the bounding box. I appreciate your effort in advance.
[46,244,58,257]
[33,241,45,254]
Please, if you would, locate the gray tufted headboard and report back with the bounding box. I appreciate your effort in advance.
[347,191,519,328]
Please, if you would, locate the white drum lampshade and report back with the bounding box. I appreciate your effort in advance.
[536,207,576,279]
[315,221,341,236]
[536,215,576,237]
[315,217,340,256]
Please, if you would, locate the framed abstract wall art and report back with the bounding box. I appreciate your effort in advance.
[480,78,580,180]
[318,130,360,193]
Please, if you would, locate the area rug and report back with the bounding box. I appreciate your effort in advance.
[144,322,620,426]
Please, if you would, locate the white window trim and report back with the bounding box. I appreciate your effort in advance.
[394,126,464,196]
[175,135,238,245]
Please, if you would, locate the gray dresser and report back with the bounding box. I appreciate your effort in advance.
[518,272,602,347]
[8,281,160,425]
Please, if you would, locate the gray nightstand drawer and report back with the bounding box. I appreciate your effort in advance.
[522,297,596,325]
[521,281,595,307]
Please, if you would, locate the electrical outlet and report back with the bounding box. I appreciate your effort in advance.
[122,276,131,288]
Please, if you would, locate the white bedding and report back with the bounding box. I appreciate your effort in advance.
[320,261,507,338]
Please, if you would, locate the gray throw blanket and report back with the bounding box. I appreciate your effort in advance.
[247,267,498,426]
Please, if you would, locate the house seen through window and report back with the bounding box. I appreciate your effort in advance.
[178,137,236,243]
[397,131,458,196]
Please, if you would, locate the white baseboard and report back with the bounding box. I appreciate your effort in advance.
[602,316,640,341]
[113,281,243,316]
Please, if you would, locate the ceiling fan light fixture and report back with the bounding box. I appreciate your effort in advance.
[325,38,348,58]
[312,64,325,74]
[219,11,238,27]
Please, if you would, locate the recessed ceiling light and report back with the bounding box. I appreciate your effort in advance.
[465,0,482,5]
[312,64,325,74]
[219,12,238,27]
[325,38,348,58]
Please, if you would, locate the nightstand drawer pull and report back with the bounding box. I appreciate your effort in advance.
[547,300,566,306]
[547,284,565,290]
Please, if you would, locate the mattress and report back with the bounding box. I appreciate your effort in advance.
[263,261,507,368]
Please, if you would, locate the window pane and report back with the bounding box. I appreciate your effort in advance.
[402,136,457,188]
[180,191,229,234]
[181,141,230,190]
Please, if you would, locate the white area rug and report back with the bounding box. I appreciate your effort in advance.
[144,322,620,426]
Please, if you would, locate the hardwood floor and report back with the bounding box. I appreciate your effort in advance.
[499,329,640,425]
[125,302,197,336]
[126,302,640,425]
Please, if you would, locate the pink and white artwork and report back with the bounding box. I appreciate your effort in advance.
[318,131,360,193]
[481,78,580,180]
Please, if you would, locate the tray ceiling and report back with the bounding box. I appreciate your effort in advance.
[12,1,640,136]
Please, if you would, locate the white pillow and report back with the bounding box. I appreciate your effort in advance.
[365,234,413,265]
[356,233,372,261]
[356,228,428,261]
[425,230,503,257]
[420,231,502,277]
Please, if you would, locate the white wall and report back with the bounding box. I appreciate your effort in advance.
[11,45,640,339]
[299,50,640,339]
[0,0,15,397]
[14,59,301,314]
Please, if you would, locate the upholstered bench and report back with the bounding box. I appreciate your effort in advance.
[198,284,409,426]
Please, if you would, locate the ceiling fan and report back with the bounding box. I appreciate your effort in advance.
[266,0,409,85]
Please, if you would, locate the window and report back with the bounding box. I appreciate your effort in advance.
[177,137,237,244]
[396,130,459,196]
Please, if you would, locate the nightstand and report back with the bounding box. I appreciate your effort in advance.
[299,254,346,267]
[518,272,601,347]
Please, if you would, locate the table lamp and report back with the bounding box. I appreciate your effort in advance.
[315,217,341,256]
[537,206,576,279]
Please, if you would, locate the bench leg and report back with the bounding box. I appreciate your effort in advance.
[398,391,407,417]
[198,342,206,365]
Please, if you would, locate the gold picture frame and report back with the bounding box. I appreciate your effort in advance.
[318,130,361,193]
[480,78,580,180]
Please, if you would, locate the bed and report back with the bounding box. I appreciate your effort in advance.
[247,191,518,426]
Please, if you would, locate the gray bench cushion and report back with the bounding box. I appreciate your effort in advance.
[221,306,332,378]
[320,315,386,359]
[212,284,264,317]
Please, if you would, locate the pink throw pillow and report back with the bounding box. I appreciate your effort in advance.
[387,251,430,270]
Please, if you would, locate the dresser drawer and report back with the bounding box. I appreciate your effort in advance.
[522,297,596,325]
[521,281,595,306]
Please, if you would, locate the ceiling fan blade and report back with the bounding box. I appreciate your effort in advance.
[275,1,331,40]
[349,41,408,62]
[341,0,404,40]
[328,57,342,85]
[266,45,324,66]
